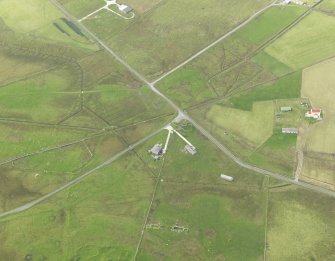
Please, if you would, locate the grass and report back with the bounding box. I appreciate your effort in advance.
[0,0,98,50]
[300,57,335,186]
[252,51,293,76]
[207,101,274,146]
[157,5,305,109]
[228,71,302,110]
[266,187,335,260]
[235,6,305,45]
[58,0,104,18]
[84,84,174,127]
[0,0,61,33]
[0,150,156,260]
[84,0,272,79]
[0,67,81,123]
[265,11,335,70]
[319,0,335,12]
[136,126,268,260]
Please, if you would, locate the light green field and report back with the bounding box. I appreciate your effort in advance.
[266,187,335,260]
[207,101,274,146]
[302,57,335,154]
[0,0,98,50]
[0,67,81,123]
[265,11,335,70]
[302,154,335,190]
[0,0,60,32]
[319,0,335,12]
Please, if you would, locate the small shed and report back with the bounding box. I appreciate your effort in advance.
[220,174,234,182]
[281,107,292,112]
[282,128,299,134]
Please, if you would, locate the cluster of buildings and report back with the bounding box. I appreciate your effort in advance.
[280,0,306,6]
[148,126,197,160]
[279,106,322,135]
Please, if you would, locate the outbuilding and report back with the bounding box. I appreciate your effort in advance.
[282,128,299,134]
[118,4,133,14]
[281,106,292,112]
[220,174,234,182]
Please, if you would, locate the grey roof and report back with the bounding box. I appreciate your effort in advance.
[282,128,299,134]
[185,144,197,155]
[121,6,133,13]
[149,144,163,155]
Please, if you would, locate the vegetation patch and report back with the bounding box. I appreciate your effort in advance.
[265,11,335,69]
[206,101,274,146]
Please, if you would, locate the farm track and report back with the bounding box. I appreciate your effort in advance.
[1,0,333,220]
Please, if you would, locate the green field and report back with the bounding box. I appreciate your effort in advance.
[266,186,335,260]
[82,0,273,79]
[0,0,98,50]
[157,5,304,108]
[207,101,274,146]
[266,11,335,70]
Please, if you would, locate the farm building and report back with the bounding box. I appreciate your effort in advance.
[184,144,197,155]
[281,106,292,112]
[149,144,163,159]
[282,128,299,134]
[118,4,133,14]
[305,108,322,119]
[220,174,234,182]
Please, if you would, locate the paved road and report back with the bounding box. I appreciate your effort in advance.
[0,127,164,218]
[48,0,335,198]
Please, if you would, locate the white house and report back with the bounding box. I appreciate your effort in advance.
[305,108,322,119]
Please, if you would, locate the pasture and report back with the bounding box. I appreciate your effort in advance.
[266,187,335,260]
[58,0,104,18]
[83,0,273,79]
[206,101,274,146]
[157,5,304,108]
[301,58,335,186]
[265,11,335,70]
[0,0,97,49]
[0,150,156,260]
[136,124,267,260]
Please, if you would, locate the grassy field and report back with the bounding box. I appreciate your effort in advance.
[157,5,304,108]
[136,124,268,260]
[0,149,156,260]
[57,0,104,18]
[319,0,335,12]
[82,0,273,79]
[0,0,97,50]
[228,71,302,110]
[207,101,274,146]
[300,57,335,187]
[266,186,335,260]
[0,67,81,123]
[265,11,335,70]
[302,153,335,190]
